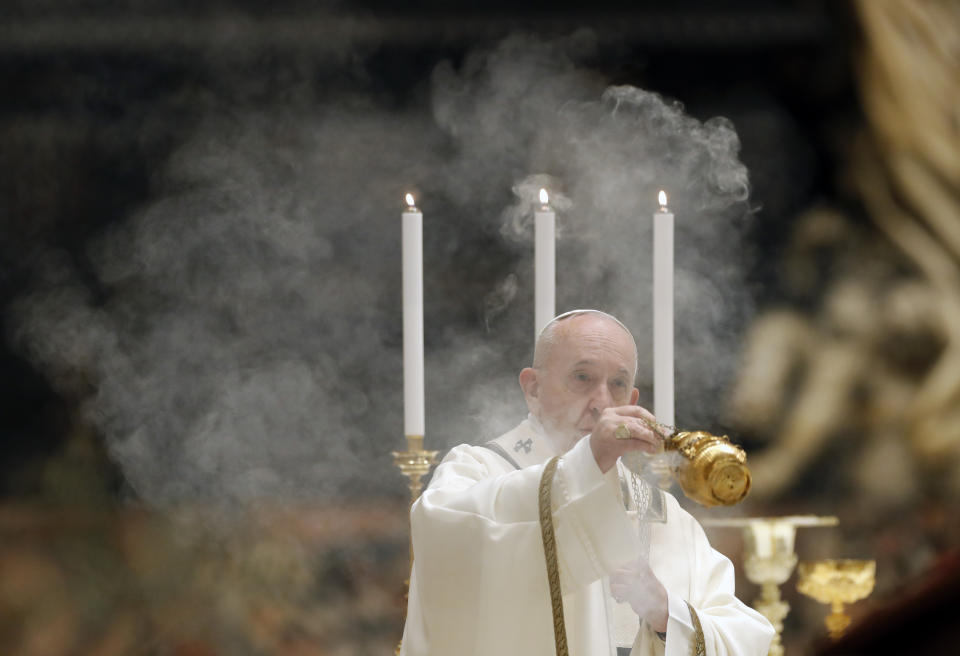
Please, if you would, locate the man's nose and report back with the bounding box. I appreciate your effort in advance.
[588,383,614,412]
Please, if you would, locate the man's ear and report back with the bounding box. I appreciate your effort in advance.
[519,367,539,408]
[630,387,640,405]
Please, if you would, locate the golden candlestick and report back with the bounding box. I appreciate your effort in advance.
[393,435,438,505]
[393,434,438,656]
[393,435,439,559]
[797,559,876,640]
[702,516,839,656]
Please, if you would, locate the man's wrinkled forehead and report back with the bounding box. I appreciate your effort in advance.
[553,316,635,357]
[569,357,633,378]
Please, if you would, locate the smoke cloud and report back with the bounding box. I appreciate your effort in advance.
[10,33,754,506]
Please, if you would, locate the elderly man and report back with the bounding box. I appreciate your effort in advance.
[401,310,773,656]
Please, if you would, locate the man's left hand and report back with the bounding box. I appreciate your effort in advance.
[610,557,669,633]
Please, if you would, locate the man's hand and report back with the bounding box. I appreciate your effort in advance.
[610,558,669,633]
[589,406,662,473]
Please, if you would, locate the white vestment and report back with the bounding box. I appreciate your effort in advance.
[401,417,774,656]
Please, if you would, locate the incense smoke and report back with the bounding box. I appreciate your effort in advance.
[10,33,754,506]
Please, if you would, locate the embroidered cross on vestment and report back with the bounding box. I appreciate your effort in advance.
[514,438,533,454]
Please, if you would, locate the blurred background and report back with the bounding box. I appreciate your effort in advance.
[1,0,958,654]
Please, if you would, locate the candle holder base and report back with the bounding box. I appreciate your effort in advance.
[393,435,438,656]
[393,446,439,504]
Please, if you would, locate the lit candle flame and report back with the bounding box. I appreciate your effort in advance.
[539,188,549,206]
[658,190,668,209]
[405,193,416,209]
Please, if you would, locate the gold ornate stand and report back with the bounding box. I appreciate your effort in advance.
[392,435,438,655]
[702,516,838,656]
[393,434,438,505]
[797,559,876,640]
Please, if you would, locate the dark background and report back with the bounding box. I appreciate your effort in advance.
[10,2,952,655]
[0,0,859,500]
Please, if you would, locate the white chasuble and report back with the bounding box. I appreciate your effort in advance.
[401,417,773,656]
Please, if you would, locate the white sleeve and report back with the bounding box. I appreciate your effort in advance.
[662,517,775,656]
[408,435,638,655]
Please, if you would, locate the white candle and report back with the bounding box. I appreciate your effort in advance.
[402,193,425,439]
[534,188,556,337]
[653,190,675,427]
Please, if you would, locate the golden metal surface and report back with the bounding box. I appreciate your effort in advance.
[392,434,438,507]
[621,422,752,506]
[702,516,839,656]
[666,431,751,507]
[622,426,751,506]
[797,559,876,640]
[393,434,439,656]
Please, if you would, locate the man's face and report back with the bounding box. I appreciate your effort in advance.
[522,315,639,451]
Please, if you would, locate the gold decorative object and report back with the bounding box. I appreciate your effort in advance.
[393,436,438,503]
[623,421,752,506]
[797,559,876,640]
[393,434,438,656]
[392,435,439,558]
[665,431,751,506]
[702,516,839,656]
